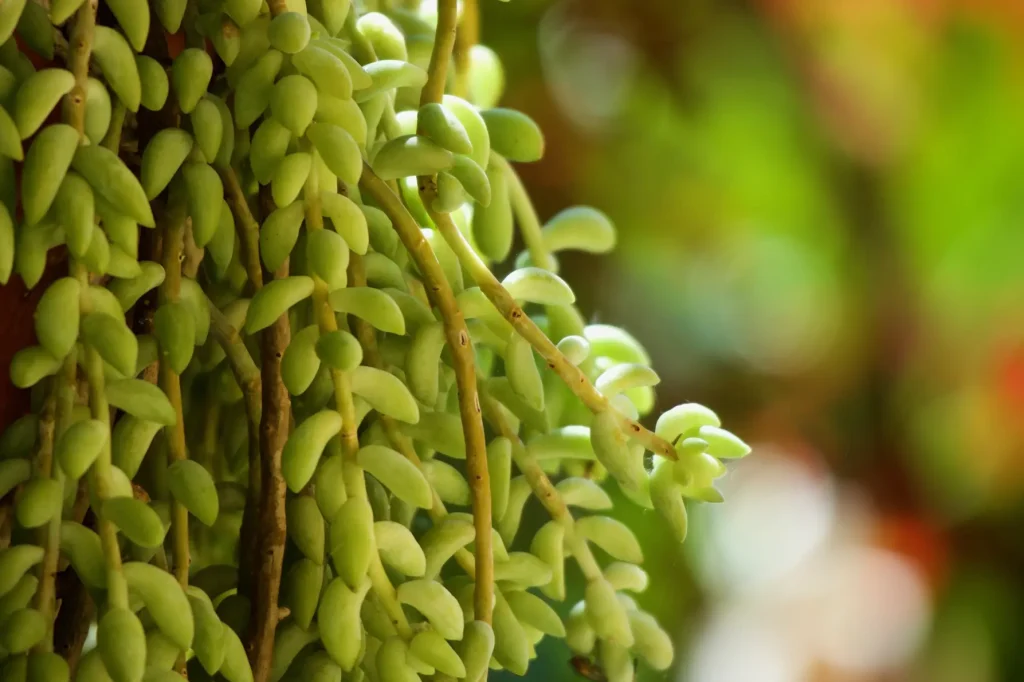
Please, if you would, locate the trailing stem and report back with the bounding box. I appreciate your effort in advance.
[361,164,495,624]
[157,204,191,588]
[248,264,291,682]
[60,0,129,615]
[34,353,77,653]
[453,0,479,98]
[221,167,265,291]
[305,152,413,640]
[477,386,604,581]
[429,209,679,460]
[349,255,478,579]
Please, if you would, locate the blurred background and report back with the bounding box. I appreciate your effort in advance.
[483,0,1024,680]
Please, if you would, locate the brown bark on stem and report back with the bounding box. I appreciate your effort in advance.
[247,263,291,682]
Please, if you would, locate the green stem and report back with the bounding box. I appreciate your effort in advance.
[478,386,603,582]
[38,0,95,646]
[500,156,556,272]
[452,0,479,99]
[208,303,262,428]
[101,102,126,152]
[219,167,264,291]
[349,255,477,579]
[413,0,495,625]
[63,0,96,136]
[304,150,413,638]
[62,0,130,613]
[360,165,495,625]
[34,350,77,652]
[430,209,678,460]
[208,301,262,593]
[77,261,129,609]
[421,0,459,106]
[249,282,291,681]
[156,204,191,588]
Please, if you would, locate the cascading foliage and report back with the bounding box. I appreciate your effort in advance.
[0,0,752,681]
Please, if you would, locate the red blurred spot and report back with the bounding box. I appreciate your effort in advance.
[874,515,949,590]
[0,252,68,431]
[995,344,1024,413]
[14,35,57,70]
[164,31,186,60]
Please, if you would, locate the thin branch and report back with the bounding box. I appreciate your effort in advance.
[349,255,477,579]
[32,392,58,652]
[499,156,556,272]
[408,0,495,625]
[477,385,603,582]
[219,167,264,291]
[452,0,479,99]
[63,0,97,136]
[34,351,77,652]
[421,0,459,106]
[80,324,129,610]
[248,262,291,682]
[208,303,262,427]
[218,167,265,599]
[429,209,678,460]
[208,301,263,597]
[360,165,494,625]
[157,203,191,588]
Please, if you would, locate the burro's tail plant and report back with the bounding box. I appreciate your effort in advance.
[0,0,751,681]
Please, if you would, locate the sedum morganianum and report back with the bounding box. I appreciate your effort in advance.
[0,1,751,681]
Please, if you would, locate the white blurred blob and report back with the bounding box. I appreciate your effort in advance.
[538,3,638,133]
[699,448,836,593]
[809,546,930,672]
[688,448,931,682]
[689,606,810,682]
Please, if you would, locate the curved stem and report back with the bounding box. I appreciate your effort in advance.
[453,0,479,99]
[349,254,477,579]
[477,386,603,582]
[500,156,556,272]
[412,0,495,624]
[208,303,262,579]
[208,303,262,428]
[360,165,494,625]
[421,0,459,105]
[219,167,264,291]
[430,210,678,460]
[100,102,126,152]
